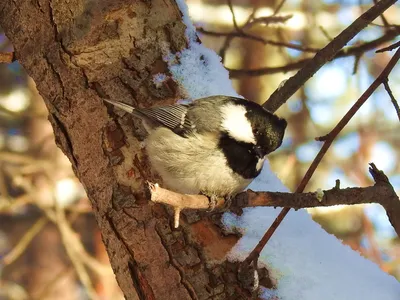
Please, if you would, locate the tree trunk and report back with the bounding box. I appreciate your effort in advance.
[0,1,250,299]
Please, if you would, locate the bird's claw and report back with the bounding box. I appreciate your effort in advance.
[207,194,218,212]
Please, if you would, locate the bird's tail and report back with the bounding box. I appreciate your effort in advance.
[103,99,135,114]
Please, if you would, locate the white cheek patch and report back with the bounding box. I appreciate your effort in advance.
[220,103,256,144]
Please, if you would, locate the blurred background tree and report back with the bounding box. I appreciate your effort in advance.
[0,0,399,299]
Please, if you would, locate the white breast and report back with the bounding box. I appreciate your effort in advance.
[146,128,252,197]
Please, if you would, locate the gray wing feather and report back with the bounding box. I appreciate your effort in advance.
[104,96,238,136]
[104,99,193,135]
[137,105,192,133]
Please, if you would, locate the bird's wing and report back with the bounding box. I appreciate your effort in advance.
[136,104,193,135]
[104,99,193,136]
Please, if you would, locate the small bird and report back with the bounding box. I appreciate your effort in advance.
[104,96,286,199]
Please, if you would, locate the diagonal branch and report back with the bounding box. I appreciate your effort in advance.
[383,78,400,121]
[263,0,398,113]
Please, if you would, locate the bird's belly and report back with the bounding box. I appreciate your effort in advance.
[161,163,251,197]
[146,128,253,197]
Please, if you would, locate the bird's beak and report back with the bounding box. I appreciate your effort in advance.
[254,145,264,158]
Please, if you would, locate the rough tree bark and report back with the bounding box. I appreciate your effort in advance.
[0,0,254,299]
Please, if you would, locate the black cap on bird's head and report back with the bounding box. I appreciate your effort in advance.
[218,97,287,179]
[243,101,287,158]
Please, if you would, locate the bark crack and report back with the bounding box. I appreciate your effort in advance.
[50,113,78,168]
[48,0,59,41]
[128,260,156,300]
[155,225,198,300]
[44,53,66,98]
[36,0,45,14]
[106,213,156,300]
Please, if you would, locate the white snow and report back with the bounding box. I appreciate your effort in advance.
[165,43,239,100]
[166,0,239,100]
[170,1,400,299]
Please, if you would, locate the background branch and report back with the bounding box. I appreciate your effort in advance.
[383,78,400,121]
[227,28,398,77]
[263,0,398,113]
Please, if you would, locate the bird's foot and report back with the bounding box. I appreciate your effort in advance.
[224,196,232,209]
[200,192,218,212]
[207,194,218,212]
[202,193,232,212]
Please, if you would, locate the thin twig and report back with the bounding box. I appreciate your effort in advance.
[51,206,99,300]
[373,0,391,29]
[218,0,239,63]
[244,15,293,28]
[228,29,399,79]
[0,164,10,200]
[376,40,400,52]
[227,0,240,31]
[353,54,363,74]
[2,217,48,265]
[319,25,334,42]
[0,194,33,213]
[273,0,287,15]
[197,28,319,53]
[219,35,235,63]
[383,78,400,121]
[217,0,295,62]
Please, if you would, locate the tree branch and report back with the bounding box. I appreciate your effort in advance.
[197,27,319,53]
[263,0,398,113]
[228,29,398,78]
[376,40,400,52]
[383,78,400,122]
[149,163,400,236]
